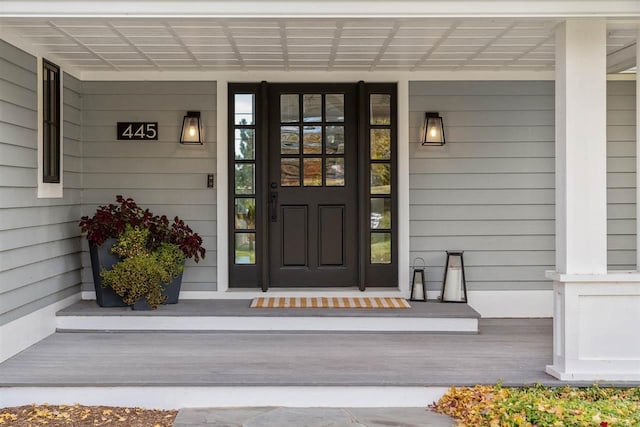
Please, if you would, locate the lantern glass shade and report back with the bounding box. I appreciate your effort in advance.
[441,251,467,303]
[180,111,203,144]
[421,112,445,146]
[410,269,426,302]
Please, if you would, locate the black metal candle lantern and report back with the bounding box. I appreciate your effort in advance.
[410,257,427,302]
[440,251,468,303]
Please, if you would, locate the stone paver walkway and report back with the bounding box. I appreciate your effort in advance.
[173,407,456,426]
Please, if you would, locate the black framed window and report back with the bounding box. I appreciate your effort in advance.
[42,59,60,183]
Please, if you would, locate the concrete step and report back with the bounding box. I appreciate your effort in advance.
[56,300,480,333]
[173,407,456,427]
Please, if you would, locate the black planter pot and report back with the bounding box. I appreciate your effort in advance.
[162,270,184,304]
[89,238,128,307]
[132,298,153,310]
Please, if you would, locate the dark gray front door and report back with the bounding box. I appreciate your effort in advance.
[268,84,358,287]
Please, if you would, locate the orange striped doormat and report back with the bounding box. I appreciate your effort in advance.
[250,297,411,309]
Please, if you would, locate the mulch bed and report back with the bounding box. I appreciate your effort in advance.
[0,405,177,426]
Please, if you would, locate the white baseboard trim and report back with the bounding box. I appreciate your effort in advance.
[57,315,478,333]
[0,293,81,363]
[546,365,640,382]
[81,289,552,318]
[0,386,449,409]
[465,290,553,318]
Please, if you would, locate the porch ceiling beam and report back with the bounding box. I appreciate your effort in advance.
[2,1,639,18]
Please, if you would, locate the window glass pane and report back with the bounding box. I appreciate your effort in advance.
[303,126,322,154]
[303,94,322,122]
[370,128,391,160]
[325,94,344,122]
[326,125,344,155]
[49,71,57,117]
[234,94,254,125]
[303,158,322,186]
[281,158,300,186]
[235,233,256,264]
[325,158,345,186]
[370,164,391,194]
[371,232,391,264]
[281,94,299,123]
[370,198,391,229]
[370,94,391,125]
[235,164,255,195]
[234,128,255,160]
[43,71,49,122]
[280,126,300,154]
[235,198,256,230]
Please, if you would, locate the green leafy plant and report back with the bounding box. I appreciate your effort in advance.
[100,226,185,309]
[79,195,206,262]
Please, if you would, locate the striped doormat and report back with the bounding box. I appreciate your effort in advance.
[250,297,411,309]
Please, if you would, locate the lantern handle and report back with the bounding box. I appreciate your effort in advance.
[412,257,426,269]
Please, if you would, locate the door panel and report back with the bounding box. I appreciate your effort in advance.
[319,205,344,266]
[269,84,358,287]
[281,205,308,266]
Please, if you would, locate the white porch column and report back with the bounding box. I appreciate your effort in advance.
[554,19,608,275]
[546,20,640,382]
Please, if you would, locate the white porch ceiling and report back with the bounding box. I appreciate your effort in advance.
[0,17,637,73]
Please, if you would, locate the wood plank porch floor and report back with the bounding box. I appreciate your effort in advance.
[3,319,635,388]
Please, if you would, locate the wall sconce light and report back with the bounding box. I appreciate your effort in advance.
[421,112,445,146]
[180,111,203,144]
[440,251,468,303]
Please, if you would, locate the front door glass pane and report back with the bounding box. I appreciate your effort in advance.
[281,158,300,186]
[325,94,344,122]
[370,94,391,125]
[303,94,322,122]
[234,94,254,125]
[370,198,391,229]
[235,233,256,264]
[235,129,255,160]
[370,128,390,160]
[303,126,322,154]
[281,126,300,154]
[281,94,299,123]
[235,164,255,194]
[326,158,345,186]
[235,198,256,229]
[371,232,391,264]
[370,164,391,194]
[303,158,322,186]
[326,125,344,154]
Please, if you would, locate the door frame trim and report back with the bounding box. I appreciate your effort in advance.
[217,74,409,297]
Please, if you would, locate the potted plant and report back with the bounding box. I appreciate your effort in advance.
[100,226,185,310]
[79,196,206,307]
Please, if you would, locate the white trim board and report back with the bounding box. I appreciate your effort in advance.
[2,0,639,18]
[56,314,478,333]
[0,293,80,363]
[0,386,449,409]
[80,290,553,318]
[80,69,556,81]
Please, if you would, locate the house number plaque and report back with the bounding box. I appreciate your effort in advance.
[117,122,158,140]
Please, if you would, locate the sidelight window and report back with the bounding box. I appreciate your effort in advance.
[368,93,392,264]
[232,94,257,264]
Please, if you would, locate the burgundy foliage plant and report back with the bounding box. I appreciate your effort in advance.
[79,195,206,262]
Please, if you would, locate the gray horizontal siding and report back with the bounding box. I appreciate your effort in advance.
[0,39,82,325]
[80,81,217,293]
[409,80,637,291]
[607,81,636,270]
[409,80,555,292]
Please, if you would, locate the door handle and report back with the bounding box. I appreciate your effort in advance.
[270,191,278,221]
